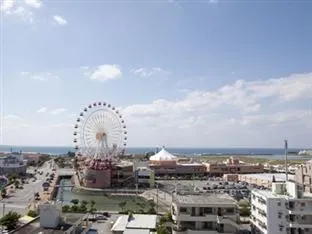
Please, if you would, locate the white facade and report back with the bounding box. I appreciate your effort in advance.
[251,181,312,234]
[39,203,62,228]
[171,193,240,234]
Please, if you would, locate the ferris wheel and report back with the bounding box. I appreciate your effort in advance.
[73,101,127,162]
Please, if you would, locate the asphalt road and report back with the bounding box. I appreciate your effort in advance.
[0,160,54,218]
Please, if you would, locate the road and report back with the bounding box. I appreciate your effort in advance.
[0,160,54,218]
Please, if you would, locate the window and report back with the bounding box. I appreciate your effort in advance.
[278,212,282,218]
[277,201,281,206]
[301,203,305,207]
[180,207,187,213]
[203,207,213,214]
[279,225,284,232]
[225,208,234,214]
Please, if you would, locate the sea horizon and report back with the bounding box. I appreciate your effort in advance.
[0,145,310,157]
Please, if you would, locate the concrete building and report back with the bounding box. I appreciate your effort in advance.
[295,160,312,193]
[111,214,157,234]
[205,157,264,176]
[135,167,155,188]
[39,202,62,228]
[171,193,240,234]
[250,181,312,234]
[0,153,27,176]
[149,148,206,177]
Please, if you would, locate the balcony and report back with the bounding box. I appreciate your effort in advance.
[173,213,218,222]
[288,222,312,229]
[216,216,240,229]
[172,225,236,234]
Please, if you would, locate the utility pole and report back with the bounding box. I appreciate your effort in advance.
[156,183,159,214]
[284,140,288,182]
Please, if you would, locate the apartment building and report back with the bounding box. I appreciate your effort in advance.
[171,193,240,234]
[251,181,312,234]
[295,160,312,193]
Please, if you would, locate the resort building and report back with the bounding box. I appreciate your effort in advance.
[250,180,312,234]
[204,157,264,176]
[148,148,206,177]
[171,192,240,234]
[295,159,312,193]
[0,153,27,175]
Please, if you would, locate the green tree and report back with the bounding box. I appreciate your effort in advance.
[0,211,21,230]
[80,200,88,207]
[119,201,127,212]
[71,205,79,212]
[157,225,170,234]
[89,200,96,213]
[62,205,70,213]
[27,210,37,217]
[71,199,79,205]
[1,188,7,198]
[147,207,157,214]
[14,180,20,188]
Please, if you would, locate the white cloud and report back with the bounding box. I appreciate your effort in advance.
[1,0,42,23]
[24,0,41,8]
[3,71,312,148]
[90,64,122,82]
[51,108,67,115]
[20,71,59,81]
[0,0,15,11]
[53,15,67,25]
[3,114,22,120]
[37,107,47,113]
[121,72,312,147]
[131,67,169,78]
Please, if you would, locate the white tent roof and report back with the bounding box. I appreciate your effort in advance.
[149,148,177,161]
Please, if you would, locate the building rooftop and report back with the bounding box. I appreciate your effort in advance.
[174,193,236,205]
[11,213,86,234]
[149,148,177,161]
[241,173,294,181]
[111,214,157,232]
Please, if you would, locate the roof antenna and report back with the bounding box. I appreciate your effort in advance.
[284,139,288,182]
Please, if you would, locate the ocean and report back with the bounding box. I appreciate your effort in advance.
[0,145,308,159]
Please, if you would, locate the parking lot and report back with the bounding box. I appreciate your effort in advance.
[157,178,269,200]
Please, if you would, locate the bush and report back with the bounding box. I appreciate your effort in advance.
[0,211,21,230]
[27,210,37,218]
[62,205,70,213]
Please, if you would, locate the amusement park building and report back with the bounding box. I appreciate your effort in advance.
[204,157,264,176]
[82,160,134,189]
[148,148,206,176]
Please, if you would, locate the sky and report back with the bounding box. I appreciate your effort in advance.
[0,0,312,148]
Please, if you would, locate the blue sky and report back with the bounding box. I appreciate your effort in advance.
[1,0,312,147]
